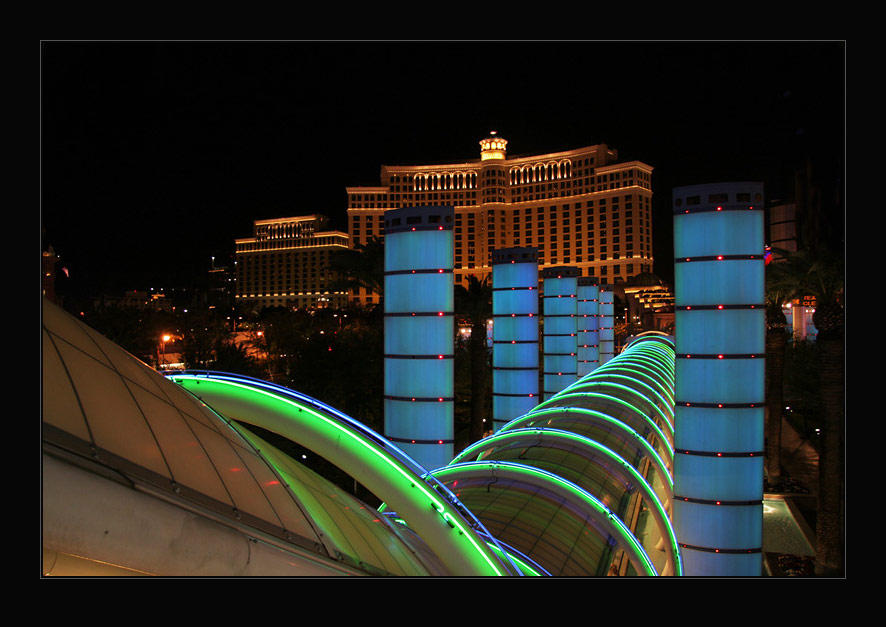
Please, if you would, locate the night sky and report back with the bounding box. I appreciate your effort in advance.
[41,41,845,300]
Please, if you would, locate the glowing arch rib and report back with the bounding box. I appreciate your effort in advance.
[451,427,682,575]
[563,375,676,428]
[167,372,515,577]
[535,386,675,443]
[580,364,676,407]
[501,407,674,499]
[448,333,681,576]
[158,335,680,576]
[429,461,659,576]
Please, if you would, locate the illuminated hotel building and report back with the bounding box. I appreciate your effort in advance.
[347,132,654,305]
[234,215,349,310]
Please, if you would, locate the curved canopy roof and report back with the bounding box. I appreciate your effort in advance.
[442,333,681,576]
[430,461,658,576]
[42,298,681,576]
[41,298,447,576]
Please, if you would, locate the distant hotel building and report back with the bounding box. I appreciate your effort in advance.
[234,214,349,310]
[347,132,654,305]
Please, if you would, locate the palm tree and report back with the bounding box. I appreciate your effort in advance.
[455,275,492,445]
[805,248,844,576]
[326,236,385,303]
[768,246,844,576]
[763,248,805,486]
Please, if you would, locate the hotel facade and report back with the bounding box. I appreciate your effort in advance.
[234,214,349,310]
[347,133,655,305]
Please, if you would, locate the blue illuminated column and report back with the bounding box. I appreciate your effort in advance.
[492,247,539,432]
[672,183,765,576]
[598,285,615,364]
[542,266,578,400]
[384,206,455,471]
[576,277,600,377]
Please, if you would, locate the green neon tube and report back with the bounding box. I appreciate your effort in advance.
[594,348,674,376]
[592,357,673,393]
[580,365,675,405]
[169,375,506,576]
[431,461,658,576]
[485,542,545,576]
[527,392,674,455]
[535,385,674,439]
[565,374,675,425]
[450,427,682,575]
[610,352,674,379]
[501,407,674,490]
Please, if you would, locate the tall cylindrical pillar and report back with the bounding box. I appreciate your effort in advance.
[384,206,455,471]
[576,277,600,378]
[492,247,539,432]
[672,183,765,576]
[542,266,578,401]
[598,285,615,364]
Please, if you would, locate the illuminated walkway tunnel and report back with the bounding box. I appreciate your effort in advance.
[42,297,680,576]
[41,298,518,577]
[432,332,682,576]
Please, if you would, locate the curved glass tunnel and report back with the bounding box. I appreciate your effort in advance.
[41,298,519,577]
[438,332,683,576]
[43,294,681,576]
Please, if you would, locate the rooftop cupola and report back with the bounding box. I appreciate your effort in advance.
[479,131,508,161]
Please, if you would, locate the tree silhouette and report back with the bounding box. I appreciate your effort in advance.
[766,245,843,576]
[764,248,803,486]
[327,236,385,301]
[455,275,492,444]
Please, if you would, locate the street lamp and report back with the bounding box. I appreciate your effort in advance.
[160,334,172,368]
